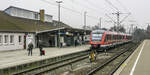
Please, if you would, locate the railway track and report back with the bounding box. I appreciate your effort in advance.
[12,50,90,75]
[12,42,140,75]
[87,42,140,75]
[34,43,133,75]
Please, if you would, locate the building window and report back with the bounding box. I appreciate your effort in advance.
[10,35,14,44]
[4,35,8,44]
[34,13,38,19]
[19,36,22,43]
[0,35,2,44]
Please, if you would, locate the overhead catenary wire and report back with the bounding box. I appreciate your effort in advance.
[65,0,105,15]
[86,0,113,14]
[114,0,138,22]
[115,0,130,13]
[84,0,108,14]
[73,0,114,25]
[105,0,119,11]
[115,0,140,26]
[64,0,111,23]
[41,0,140,29]
[85,0,139,29]
[41,0,82,15]
[40,0,99,20]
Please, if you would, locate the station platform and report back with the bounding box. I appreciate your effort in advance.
[114,40,150,75]
[0,45,90,69]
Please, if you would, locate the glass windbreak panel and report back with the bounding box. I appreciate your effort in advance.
[92,33,103,41]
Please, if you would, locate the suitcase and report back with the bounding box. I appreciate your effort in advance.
[42,50,45,55]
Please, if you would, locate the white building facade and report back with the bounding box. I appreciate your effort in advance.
[4,6,53,22]
[0,32,36,51]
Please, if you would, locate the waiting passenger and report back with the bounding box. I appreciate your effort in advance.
[27,42,33,56]
[39,40,43,56]
[75,39,77,47]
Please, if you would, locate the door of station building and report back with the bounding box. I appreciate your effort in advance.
[24,35,26,49]
[49,36,55,47]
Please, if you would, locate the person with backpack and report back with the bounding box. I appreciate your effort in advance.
[39,40,45,56]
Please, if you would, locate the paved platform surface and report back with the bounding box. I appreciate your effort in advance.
[0,45,90,69]
[114,40,150,75]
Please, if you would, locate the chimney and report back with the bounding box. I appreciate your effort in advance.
[40,9,45,22]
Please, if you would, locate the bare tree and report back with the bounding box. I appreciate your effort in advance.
[109,26,126,33]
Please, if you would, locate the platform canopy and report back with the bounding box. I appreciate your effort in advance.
[37,27,91,35]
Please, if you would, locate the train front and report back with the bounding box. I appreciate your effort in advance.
[89,30,104,49]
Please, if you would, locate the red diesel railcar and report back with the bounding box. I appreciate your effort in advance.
[89,30,132,49]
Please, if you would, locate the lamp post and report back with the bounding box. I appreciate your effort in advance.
[84,11,87,29]
[56,0,63,48]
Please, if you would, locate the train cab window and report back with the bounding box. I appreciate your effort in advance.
[91,32,103,41]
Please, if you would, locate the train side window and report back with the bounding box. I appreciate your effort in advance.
[112,35,114,40]
[106,35,109,41]
[114,35,116,40]
[107,35,109,41]
[120,35,121,40]
[116,35,118,40]
[108,35,111,41]
[104,35,107,42]
[120,35,122,40]
[105,35,109,42]
[110,35,112,40]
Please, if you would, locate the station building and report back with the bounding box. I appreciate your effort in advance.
[0,6,91,51]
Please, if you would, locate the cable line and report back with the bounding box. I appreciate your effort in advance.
[41,0,99,20]
[105,0,119,11]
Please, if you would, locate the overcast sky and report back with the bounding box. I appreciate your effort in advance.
[0,0,150,31]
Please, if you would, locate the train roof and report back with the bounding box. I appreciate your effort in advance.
[92,30,105,34]
[92,30,132,36]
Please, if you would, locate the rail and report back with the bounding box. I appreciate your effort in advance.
[87,42,139,75]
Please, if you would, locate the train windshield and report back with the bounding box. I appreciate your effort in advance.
[92,33,103,41]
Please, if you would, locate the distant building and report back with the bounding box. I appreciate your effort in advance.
[4,6,53,22]
[147,25,150,32]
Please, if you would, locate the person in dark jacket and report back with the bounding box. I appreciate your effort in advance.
[28,42,33,56]
[75,39,77,47]
[39,40,43,56]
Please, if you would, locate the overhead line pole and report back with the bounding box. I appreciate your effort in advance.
[99,17,102,29]
[112,11,121,32]
[84,11,87,37]
[84,11,87,30]
[56,0,63,48]
[112,11,131,32]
